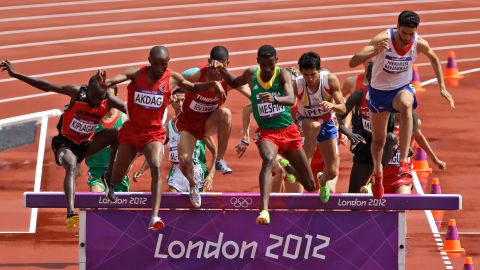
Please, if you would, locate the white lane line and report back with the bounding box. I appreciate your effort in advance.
[412,172,455,269]
[1,14,479,50]
[1,57,479,104]
[0,0,287,22]
[10,30,480,64]
[0,0,129,11]
[2,5,476,35]
[0,0,452,23]
[2,41,479,84]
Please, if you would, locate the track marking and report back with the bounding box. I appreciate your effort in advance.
[0,0,452,23]
[0,0,129,11]
[1,15,479,49]
[3,5,477,35]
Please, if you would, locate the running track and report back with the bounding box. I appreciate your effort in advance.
[0,0,479,269]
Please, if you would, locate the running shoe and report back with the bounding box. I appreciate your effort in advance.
[279,158,296,184]
[215,159,233,175]
[256,210,270,225]
[189,185,201,208]
[360,182,373,194]
[372,173,384,199]
[317,172,330,203]
[148,216,165,231]
[399,161,413,178]
[66,213,79,229]
[100,175,116,202]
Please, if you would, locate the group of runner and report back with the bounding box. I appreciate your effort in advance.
[0,10,454,229]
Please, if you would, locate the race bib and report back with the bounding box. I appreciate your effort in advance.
[190,99,218,113]
[169,147,179,163]
[303,106,327,118]
[389,151,401,165]
[134,90,164,110]
[362,117,372,133]
[383,55,412,74]
[69,117,97,135]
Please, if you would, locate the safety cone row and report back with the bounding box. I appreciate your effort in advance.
[444,51,464,87]
[464,257,475,270]
[441,219,465,254]
[413,146,432,173]
[411,64,426,92]
[431,178,444,230]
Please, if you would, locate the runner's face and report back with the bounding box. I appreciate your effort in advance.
[88,85,107,107]
[300,68,320,87]
[148,55,169,77]
[257,56,277,79]
[171,93,185,115]
[397,26,416,45]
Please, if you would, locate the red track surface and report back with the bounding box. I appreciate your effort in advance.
[0,0,478,269]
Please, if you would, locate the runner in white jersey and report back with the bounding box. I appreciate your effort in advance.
[349,10,454,199]
[162,88,217,192]
[294,52,345,203]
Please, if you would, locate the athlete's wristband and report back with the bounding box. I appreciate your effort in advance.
[273,95,280,104]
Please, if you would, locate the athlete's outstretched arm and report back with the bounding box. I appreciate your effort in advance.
[417,38,455,109]
[1,60,78,97]
[325,74,346,114]
[219,67,251,89]
[108,94,127,114]
[235,104,253,158]
[349,32,388,68]
[107,67,138,86]
[273,69,296,106]
[337,90,366,145]
[413,118,446,170]
[171,72,226,101]
[203,136,217,191]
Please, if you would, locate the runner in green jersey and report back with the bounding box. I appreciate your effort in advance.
[220,45,316,225]
[85,86,130,192]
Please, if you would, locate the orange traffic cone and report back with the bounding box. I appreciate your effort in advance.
[441,219,465,255]
[413,147,432,173]
[444,51,464,86]
[431,178,444,229]
[411,64,426,92]
[464,257,474,270]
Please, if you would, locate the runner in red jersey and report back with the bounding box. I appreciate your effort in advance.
[0,61,126,229]
[178,46,250,179]
[105,46,225,230]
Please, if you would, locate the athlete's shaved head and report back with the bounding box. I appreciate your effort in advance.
[210,46,229,61]
[148,46,170,79]
[149,46,169,59]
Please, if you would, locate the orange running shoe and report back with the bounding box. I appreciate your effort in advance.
[372,173,384,199]
[148,217,165,231]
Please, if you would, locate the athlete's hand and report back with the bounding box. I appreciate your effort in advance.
[374,38,389,55]
[441,89,455,109]
[259,92,275,103]
[235,140,249,158]
[202,175,214,191]
[348,133,366,145]
[0,60,16,77]
[96,69,107,88]
[208,59,224,71]
[214,81,227,103]
[433,158,446,170]
[320,101,334,111]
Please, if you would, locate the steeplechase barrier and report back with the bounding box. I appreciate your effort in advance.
[25,192,461,270]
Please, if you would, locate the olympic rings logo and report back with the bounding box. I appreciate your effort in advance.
[230,197,253,208]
